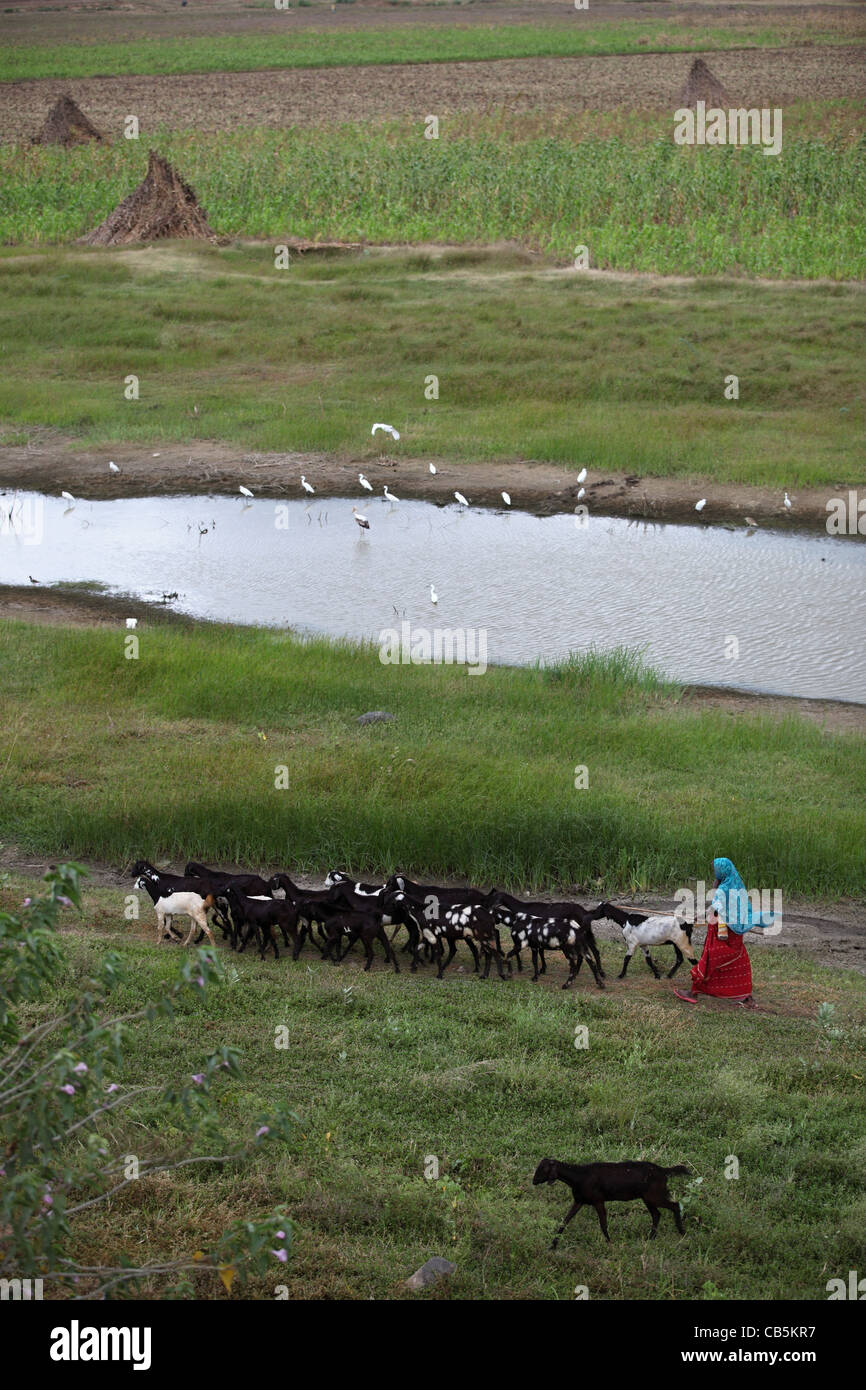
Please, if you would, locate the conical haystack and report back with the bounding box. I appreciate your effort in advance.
[35,93,104,147]
[80,149,217,246]
[678,58,731,109]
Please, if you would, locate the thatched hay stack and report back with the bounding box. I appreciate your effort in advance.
[35,94,105,147]
[80,149,217,246]
[678,58,732,109]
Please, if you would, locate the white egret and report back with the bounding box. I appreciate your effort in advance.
[359,474,373,491]
[695,499,707,512]
[430,584,438,604]
[383,485,399,503]
[239,486,254,499]
[501,492,511,506]
[61,491,75,505]
[429,463,437,475]
[577,487,585,501]
[576,467,587,484]
[301,475,315,495]
[454,491,469,507]
[109,461,120,474]
[372,423,400,441]
[784,492,792,509]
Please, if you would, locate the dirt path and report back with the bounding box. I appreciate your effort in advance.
[1,845,862,974]
[0,434,857,532]
[3,44,864,140]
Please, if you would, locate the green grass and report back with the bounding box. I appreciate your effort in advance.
[1,619,864,896]
[0,241,863,487]
[3,127,864,280]
[8,880,866,1299]
[1,20,857,82]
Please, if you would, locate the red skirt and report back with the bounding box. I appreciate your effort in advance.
[691,923,753,999]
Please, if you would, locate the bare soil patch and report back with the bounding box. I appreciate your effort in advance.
[4,3,862,46]
[3,46,864,141]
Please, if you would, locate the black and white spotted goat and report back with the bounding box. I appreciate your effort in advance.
[589,902,698,979]
[381,888,509,979]
[486,891,605,989]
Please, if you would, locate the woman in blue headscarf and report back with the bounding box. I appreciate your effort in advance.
[674,857,776,1006]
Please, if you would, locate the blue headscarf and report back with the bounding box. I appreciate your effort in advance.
[712,857,775,934]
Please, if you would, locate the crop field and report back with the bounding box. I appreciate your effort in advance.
[2,126,865,281]
[4,18,863,83]
[0,0,863,1326]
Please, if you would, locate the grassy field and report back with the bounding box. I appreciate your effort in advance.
[2,19,858,82]
[2,127,864,281]
[0,242,863,487]
[5,874,865,1300]
[1,619,864,896]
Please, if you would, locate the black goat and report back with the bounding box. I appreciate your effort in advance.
[533,1158,688,1246]
[321,908,400,973]
[220,885,298,961]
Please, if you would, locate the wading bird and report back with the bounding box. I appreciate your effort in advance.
[359,474,373,491]
[429,463,437,475]
[383,485,399,503]
[109,461,120,474]
[61,491,75,505]
[352,507,370,531]
[430,584,438,604]
[454,491,469,508]
[239,486,254,500]
[372,423,400,442]
[301,476,315,495]
[502,492,511,506]
[695,499,707,512]
[577,468,587,484]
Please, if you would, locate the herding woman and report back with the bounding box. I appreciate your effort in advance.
[674,857,776,1007]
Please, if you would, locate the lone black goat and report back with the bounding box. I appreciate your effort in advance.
[533,1158,688,1246]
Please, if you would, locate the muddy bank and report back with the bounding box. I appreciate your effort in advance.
[0,437,852,531]
[1,846,863,975]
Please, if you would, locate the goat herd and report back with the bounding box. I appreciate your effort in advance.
[132,860,700,987]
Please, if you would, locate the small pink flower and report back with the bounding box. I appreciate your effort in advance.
[275,1230,286,1241]
[43,1190,53,1207]
[106,1083,119,1093]
[192,1073,205,1085]
[197,976,205,987]
[272,1249,288,1263]
[256,1126,269,1138]
[58,896,73,908]
[61,1084,75,1095]
[73,1062,88,1074]
[23,897,31,907]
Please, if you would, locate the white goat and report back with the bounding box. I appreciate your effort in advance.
[591,902,698,979]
